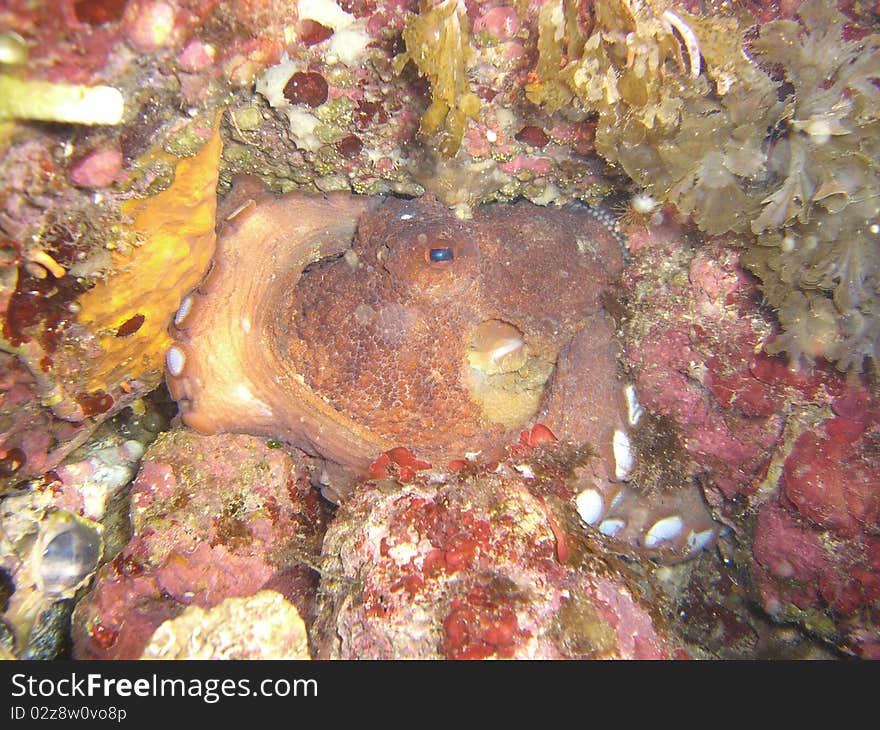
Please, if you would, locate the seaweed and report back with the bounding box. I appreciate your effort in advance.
[525,0,880,375]
[743,1,880,375]
[397,0,482,158]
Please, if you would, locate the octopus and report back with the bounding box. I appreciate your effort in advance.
[165,183,720,562]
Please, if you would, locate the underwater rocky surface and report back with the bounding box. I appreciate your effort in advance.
[0,0,878,659]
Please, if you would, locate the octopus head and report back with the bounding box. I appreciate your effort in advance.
[373,204,480,300]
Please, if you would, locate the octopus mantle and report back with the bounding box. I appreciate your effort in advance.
[166,187,719,561]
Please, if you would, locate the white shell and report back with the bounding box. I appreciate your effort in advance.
[643,515,685,548]
[575,488,604,526]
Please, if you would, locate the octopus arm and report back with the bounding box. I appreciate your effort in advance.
[167,190,388,474]
[538,311,628,481]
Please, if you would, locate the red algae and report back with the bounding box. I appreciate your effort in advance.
[338,0,377,18]
[115,313,145,337]
[69,147,123,188]
[75,391,115,417]
[313,438,682,659]
[353,99,389,129]
[444,590,524,659]
[73,0,128,25]
[0,447,27,477]
[782,417,880,537]
[282,71,329,107]
[3,269,85,356]
[298,19,333,46]
[336,134,363,158]
[515,125,550,148]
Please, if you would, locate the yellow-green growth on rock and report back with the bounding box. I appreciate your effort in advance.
[525,0,880,375]
[524,0,585,114]
[0,75,124,125]
[397,0,480,158]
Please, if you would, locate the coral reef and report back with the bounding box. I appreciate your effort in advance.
[1,122,222,489]
[313,443,684,659]
[619,207,879,658]
[0,400,166,657]
[0,0,877,660]
[751,402,880,658]
[71,429,326,660]
[17,123,220,423]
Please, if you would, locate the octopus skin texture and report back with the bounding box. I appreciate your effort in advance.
[165,186,720,562]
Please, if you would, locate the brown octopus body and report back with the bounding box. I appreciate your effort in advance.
[166,187,719,562]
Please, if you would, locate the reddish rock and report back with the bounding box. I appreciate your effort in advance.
[313,457,682,659]
[177,39,215,72]
[752,497,880,658]
[782,416,880,537]
[69,147,123,188]
[70,553,181,660]
[0,353,96,486]
[336,134,363,158]
[515,125,550,148]
[498,155,552,175]
[753,502,827,587]
[125,1,177,53]
[473,6,521,40]
[620,215,879,656]
[298,19,333,46]
[155,542,275,605]
[71,430,327,659]
[751,403,880,657]
[73,0,128,25]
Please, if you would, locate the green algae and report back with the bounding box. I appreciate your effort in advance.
[397,0,481,158]
[525,0,880,375]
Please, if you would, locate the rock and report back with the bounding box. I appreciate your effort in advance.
[72,430,327,659]
[69,147,123,189]
[313,459,682,659]
[140,590,310,659]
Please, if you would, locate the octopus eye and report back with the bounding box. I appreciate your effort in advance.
[427,247,454,264]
